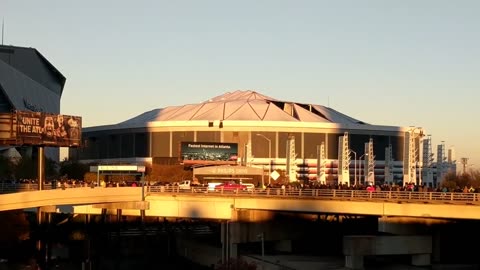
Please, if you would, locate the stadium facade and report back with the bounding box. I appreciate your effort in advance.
[71,90,454,187]
[0,44,65,161]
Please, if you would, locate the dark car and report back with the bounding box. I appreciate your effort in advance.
[214,181,247,191]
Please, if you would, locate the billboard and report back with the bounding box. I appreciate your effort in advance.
[15,111,82,147]
[180,142,238,166]
[0,111,82,147]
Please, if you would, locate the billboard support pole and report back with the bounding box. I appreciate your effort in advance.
[37,146,45,191]
[141,171,145,201]
[97,169,100,187]
[36,146,45,267]
[140,171,145,223]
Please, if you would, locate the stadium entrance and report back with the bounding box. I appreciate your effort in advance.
[90,164,146,185]
[193,165,263,186]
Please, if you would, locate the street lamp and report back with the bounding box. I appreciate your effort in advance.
[349,150,357,186]
[256,134,272,187]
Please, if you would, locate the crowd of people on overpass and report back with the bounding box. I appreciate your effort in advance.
[1,178,478,195]
[265,181,478,194]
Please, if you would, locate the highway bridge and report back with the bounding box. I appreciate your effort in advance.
[1,184,479,220]
[2,184,480,269]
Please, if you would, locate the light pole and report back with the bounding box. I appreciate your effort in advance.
[256,134,272,187]
[349,150,357,186]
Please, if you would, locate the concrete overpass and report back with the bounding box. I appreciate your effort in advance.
[1,186,480,220]
[2,186,479,269]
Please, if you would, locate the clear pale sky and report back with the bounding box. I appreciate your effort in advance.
[1,1,479,169]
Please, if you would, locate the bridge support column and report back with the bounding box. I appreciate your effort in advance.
[221,221,239,263]
[345,255,364,270]
[432,227,442,263]
[36,207,43,269]
[35,207,53,270]
[221,221,229,263]
[412,253,430,266]
[116,209,122,222]
[230,243,238,259]
[101,208,107,223]
[343,235,432,269]
[274,240,292,253]
[84,214,91,270]
[140,210,145,223]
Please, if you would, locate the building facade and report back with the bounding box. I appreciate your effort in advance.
[0,45,66,161]
[72,90,442,186]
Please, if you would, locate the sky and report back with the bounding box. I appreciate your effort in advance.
[1,0,479,169]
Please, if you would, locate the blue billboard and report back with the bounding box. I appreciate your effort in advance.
[180,142,238,166]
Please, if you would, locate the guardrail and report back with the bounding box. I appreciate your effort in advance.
[146,186,480,205]
[0,183,55,193]
[1,183,479,205]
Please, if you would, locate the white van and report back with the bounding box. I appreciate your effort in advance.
[178,180,192,190]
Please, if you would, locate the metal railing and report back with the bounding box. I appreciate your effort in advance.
[1,183,479,205]
[0,182,87,193]
[146,185,480,205]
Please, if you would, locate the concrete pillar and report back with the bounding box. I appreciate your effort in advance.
[412,254,430,266]
[221,221,229,264]
[345,255,364,270]
[116,209,122,222]
[432,227,442,263]
[140,209,145,223]
[344,235,432,269]
[274,240,292,253]
[101,208,107,223]
[230,243,238,259]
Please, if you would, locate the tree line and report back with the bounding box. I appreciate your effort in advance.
[0,157,193,183]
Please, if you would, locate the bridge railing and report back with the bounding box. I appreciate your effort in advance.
[146,186,480,204]
[0,183,55,193]
[0,182,89,193]
[1,183,479,204]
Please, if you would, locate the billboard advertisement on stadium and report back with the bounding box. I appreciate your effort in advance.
[16,111,82,147]
[180,142,238,166]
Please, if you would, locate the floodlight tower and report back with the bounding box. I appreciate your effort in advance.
[403,127,424,186]
[384,144,393,183]
[437,141,447,183]
[286,134,297,182]
[422,135,434,187]
[316,142,326,184]
[364,139,375,184]
[460,157,469,175]
[338,132,350,185]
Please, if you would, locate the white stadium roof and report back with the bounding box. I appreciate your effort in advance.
[109,90,368,128]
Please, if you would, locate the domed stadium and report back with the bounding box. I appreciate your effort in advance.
[72,90,448,187]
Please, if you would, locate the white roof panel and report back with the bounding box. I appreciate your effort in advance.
[106,90,369,129]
